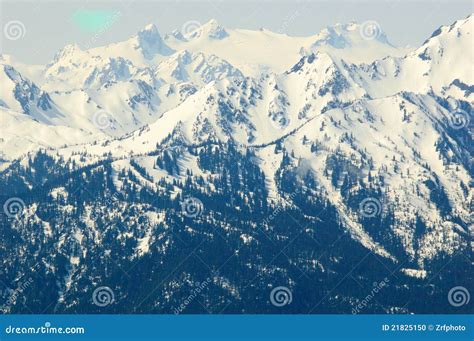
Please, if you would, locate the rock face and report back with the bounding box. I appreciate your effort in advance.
[0,15,472,314]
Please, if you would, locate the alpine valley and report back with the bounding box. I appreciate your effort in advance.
[0,15,472,314]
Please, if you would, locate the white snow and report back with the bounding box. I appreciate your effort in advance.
[1,14,472,264]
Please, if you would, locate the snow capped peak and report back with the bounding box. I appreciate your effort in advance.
[143,23,158,32]
[60,43,82,55]
[306,20,405,64]
[313,26,351,49]
[0,63,67,127]
[1,14,472,310]
[153,49,243,84]
[206,18,219,26]
[0,54,14,65]
[52,43,84,62]
[137,23,160,40]
[134,23,174,59]
[45,43,90,78]
[2,63,21,80]
[184,18,229,40]
[423,12,472,44]
[312,21,392,49]
[403,23,472,93]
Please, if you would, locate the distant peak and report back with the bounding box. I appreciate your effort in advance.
[62,43,82,53]
[311,20,392,50]
[332,21,358,32]
[52,43,83,62]
[423,14,472,45]
[0,54,13,64]
[184,18,229,40]
[203,19,228,39]
[137,23,160,41]
[135,23,174,58]
[205,18,219,27]
[144,23,157,31]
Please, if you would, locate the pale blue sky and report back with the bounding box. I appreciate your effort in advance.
[0,0,472,64]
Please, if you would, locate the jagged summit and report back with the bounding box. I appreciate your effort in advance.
[51,43,84,62]
[0,53,14,64]
[136,23,161,44]
[305,20,401,64]
[320,21,392,47]
[0,13,472,315]
[426,12,473,41]
[184,18,229,40]
[133,23,174,59]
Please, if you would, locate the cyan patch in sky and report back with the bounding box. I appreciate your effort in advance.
[72,10,120,33]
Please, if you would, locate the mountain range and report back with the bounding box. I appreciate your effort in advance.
[0,15,472,314]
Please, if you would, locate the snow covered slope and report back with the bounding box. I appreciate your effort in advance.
[0,107,100,169]
[1,16,472,245]
[165,19,409,77]
[54,71,470,261]
[88,23,174,65]
[0,17,416,159]
[0,31,248,160]
[0,64,65,124]
[357,14,474,99]
[0,14,472,315]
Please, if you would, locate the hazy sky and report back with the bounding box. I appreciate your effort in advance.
[0,0,472,64]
